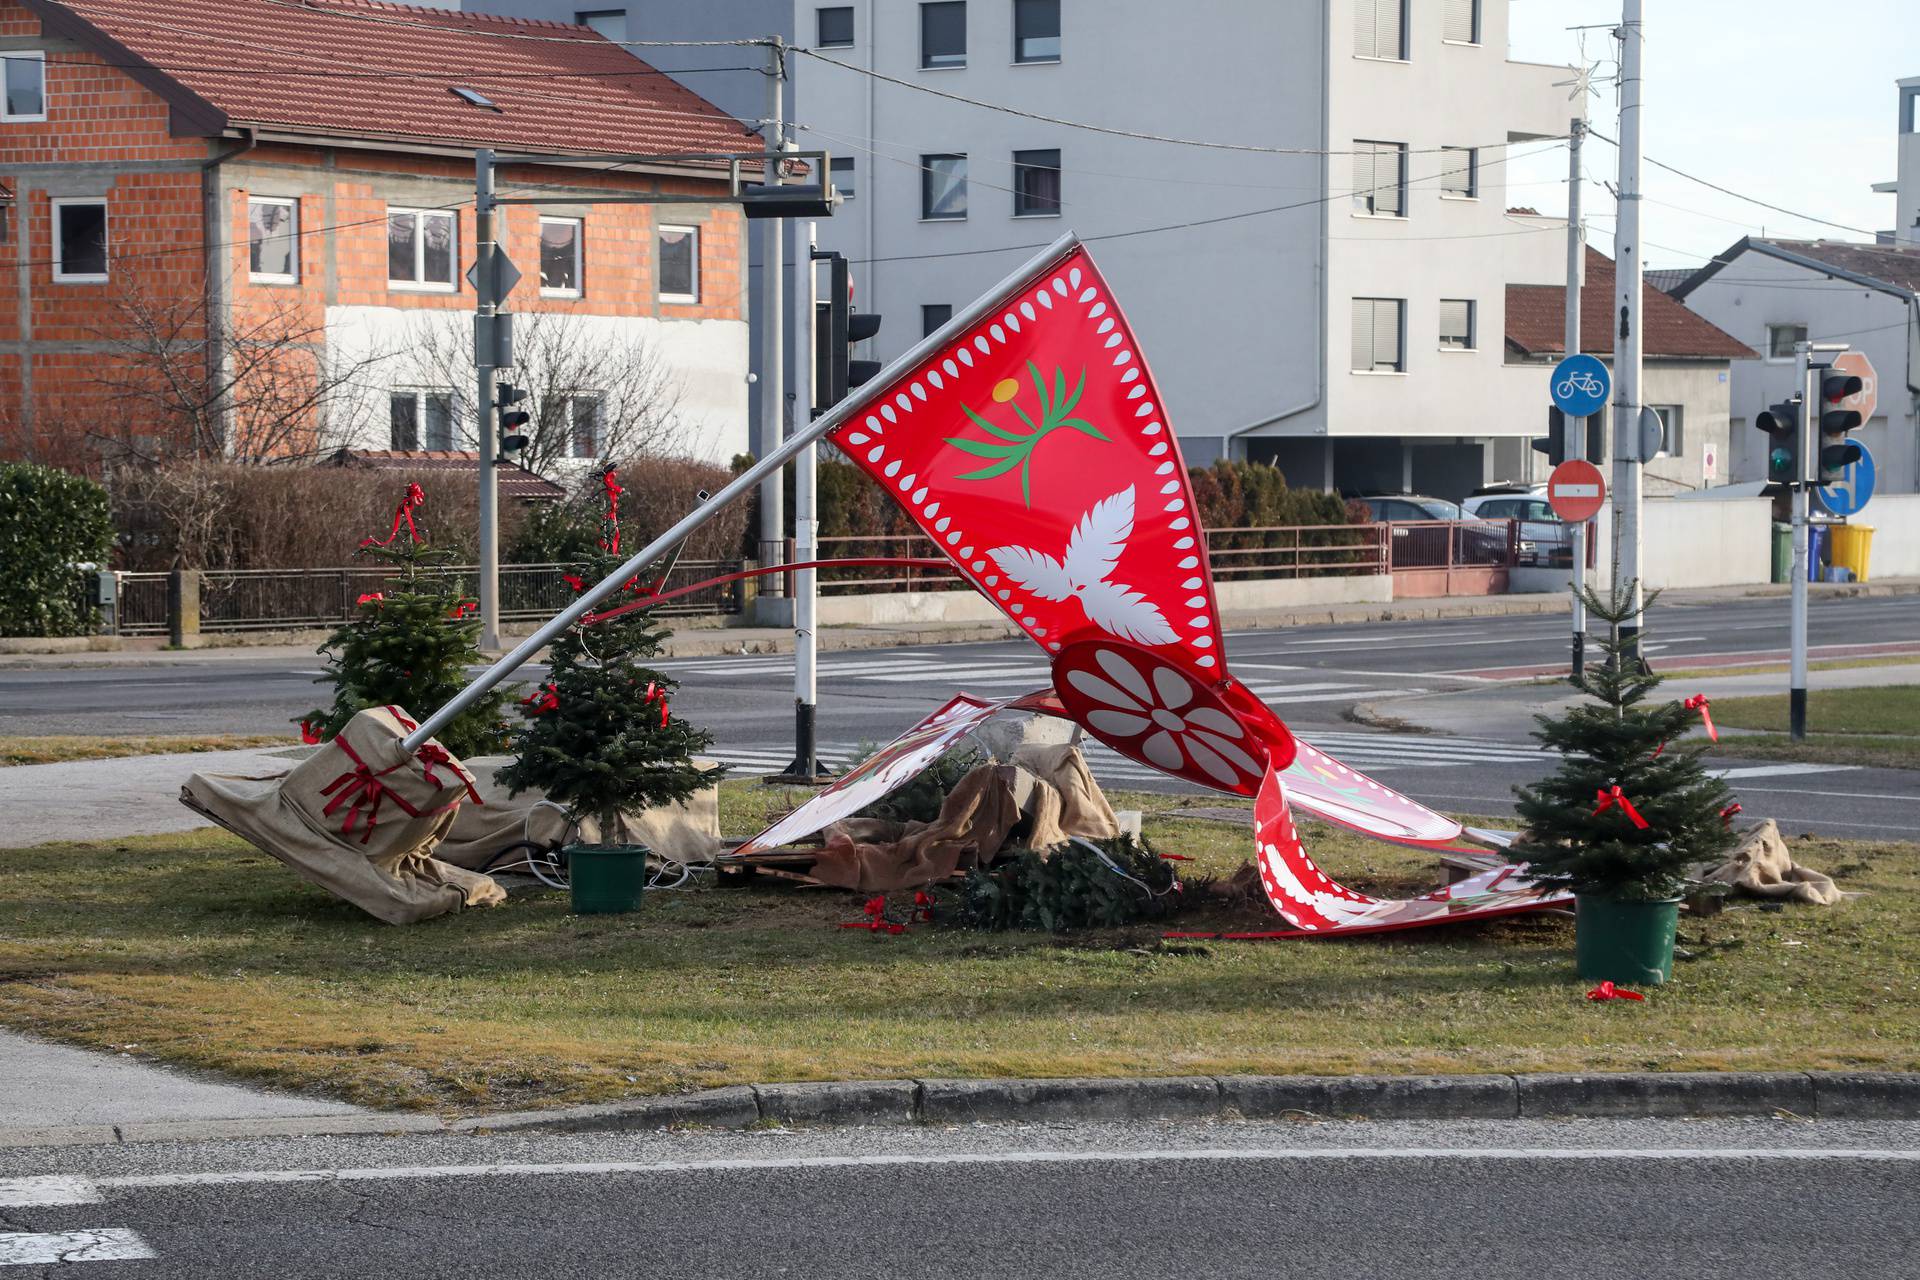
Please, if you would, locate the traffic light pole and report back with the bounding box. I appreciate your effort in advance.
[757,37,787,603]
[1563,117,1587,679]
[1789,343,1812,740]
[780,223,827,781]
[474,148,503,652]
[1610,0,1646,659]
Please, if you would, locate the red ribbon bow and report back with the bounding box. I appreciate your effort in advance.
[299,719,323,745]
[563,574,585,593]
[521,682,560,715]
[1720,802,1743,828]
[356,592,385,607]
[1593,786,1650,830]
[447,601,477,620]
[361,482,426,547]
[839,895,906,934]
[1684,693,1717,741]
[598,470,624,554]
[318,737,423,845]
[641,681,670,728]
[1586,980,1646,1002]
[414,743,482,806]
[913,890,936,923]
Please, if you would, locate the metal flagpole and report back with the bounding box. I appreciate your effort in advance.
[474,148,502,652]
[1564,117,1587,679]
[1611,0,1646,657]
[402,232,1082,752]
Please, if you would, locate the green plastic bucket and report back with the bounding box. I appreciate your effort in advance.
[1575,895,1681,986]
[566,844,650,915]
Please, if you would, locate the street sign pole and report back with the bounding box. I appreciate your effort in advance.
[1790,342,1812,740]
[781,222,827,782]
[1563,116,1587,679]
[474,148,502,652]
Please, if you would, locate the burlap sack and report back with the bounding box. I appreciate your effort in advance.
[1705,819,1842,906]
[1012,743,1120,840]
[809,763,1022,891]
[433,756,724,871]
[180,705,504,925]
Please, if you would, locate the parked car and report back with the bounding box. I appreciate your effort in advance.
[1462,488,1571,567]
[1350,493,1519,566]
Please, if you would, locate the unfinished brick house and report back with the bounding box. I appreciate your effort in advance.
[0,0,762,475]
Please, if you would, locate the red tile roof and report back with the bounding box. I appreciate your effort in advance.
[1506,247,1755,360]
[41,0,762,159]
[325,448,567,502]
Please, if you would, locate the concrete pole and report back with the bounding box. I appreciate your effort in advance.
[474,148,502,652]
[757,37,787,593]
[1790,344,1811,739]
[1564,117,1587,679]
[785,222,823,778]
[1611,0,1645,655]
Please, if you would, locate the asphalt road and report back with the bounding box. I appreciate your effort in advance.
[2,1118,1916,1277]
[4,593,1917,837]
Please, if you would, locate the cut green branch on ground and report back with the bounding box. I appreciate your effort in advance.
[0,735,296,767]
[0,782,1911,1112]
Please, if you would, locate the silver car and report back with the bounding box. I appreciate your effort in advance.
[1462,490,1568,566]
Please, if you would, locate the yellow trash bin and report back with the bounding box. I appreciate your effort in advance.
[1830,524,1874,582]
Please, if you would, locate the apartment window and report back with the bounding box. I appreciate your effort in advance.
[1442,0,1481,44]
[1649,405,1684,457]
[52,199,107,282]
[388,208,456,290]
[817,6,854,47]
[658,224,698,302]
[1438,298,1476,350]
[539,216,582,297]
[1350,298,1405,372]
[1014,0,1060,62]
[574,9,626,41]
[922,303,953,336]
[248,197,298,283]
[390,390,456,451]
[2,52,45,121]
[1766,322,1807,361]
[831,156,856,199]
[921,153,967,220]
[1353,0,1406,59]
[920,1,966,68]
[1012,148,1061,216]
[1351,141,1406,216]
[1439,146,1477,198]
[569,395,605,458]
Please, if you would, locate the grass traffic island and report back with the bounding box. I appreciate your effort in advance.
[1707,685,1920,771]
[0,735,297,767]
[0,782,1913,1113]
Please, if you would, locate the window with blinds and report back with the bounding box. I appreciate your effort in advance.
[1351,141,1406,216]
[1439,146,1477,197]
[1353,0,1405,59]
[1351,298,1405,372]
[1442,0,1481,43]
[1439,299,1475,350]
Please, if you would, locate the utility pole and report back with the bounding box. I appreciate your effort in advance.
[474,148,502,652]
[1564,116,1587,679]
[1611,0,1645,655]
[757,36,787,599]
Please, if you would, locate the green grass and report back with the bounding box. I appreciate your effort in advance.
[0,735,297,767]
[1710,735,1920,772]
[0,782,1913,1114]
[1704,686,1920,770]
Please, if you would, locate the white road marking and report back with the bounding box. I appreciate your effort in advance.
[0,1229,154,1266]
[0,1176,98,1207]
[1712,763,1857,780]
[89,1146,1920,1196]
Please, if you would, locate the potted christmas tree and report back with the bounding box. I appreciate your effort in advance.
[496,470,716,914]
[1511,584,1737,985]
[300,482,514,759]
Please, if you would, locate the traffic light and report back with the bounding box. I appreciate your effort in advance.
[1755,396,1802,485]
[1814,366,1864,485]
[811,250,883,416]
[495,382,530,464]
[1531,407,1568,467]
[741,183,834,219]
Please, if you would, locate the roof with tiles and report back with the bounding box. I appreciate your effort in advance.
[1506,247,1755,361]
[34,0,762,160]
[325,448,567,501]
[1672,237,1920,300]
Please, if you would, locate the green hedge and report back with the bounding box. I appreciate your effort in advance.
[0,463,112,637]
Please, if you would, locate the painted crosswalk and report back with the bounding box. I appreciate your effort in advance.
[0,1177,152,1268]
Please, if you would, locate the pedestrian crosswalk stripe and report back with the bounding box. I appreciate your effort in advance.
[0,1229,155,1266]
[0,1177,98,1208]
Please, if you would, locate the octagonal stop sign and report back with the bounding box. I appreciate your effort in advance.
[1831,351,1877,423]
[1547,459,1607,524]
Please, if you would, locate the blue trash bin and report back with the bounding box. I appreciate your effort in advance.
[1807,524,1827,581]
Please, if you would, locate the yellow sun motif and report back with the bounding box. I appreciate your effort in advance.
[991,378,1020,403]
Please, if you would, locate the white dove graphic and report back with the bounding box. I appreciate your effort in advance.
[987,485,1178,646]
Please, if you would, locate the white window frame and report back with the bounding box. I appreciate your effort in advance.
[1438,298,1476,351]
[51,197,109,283]
[1765,322,1807,364]
[1438,146,1478,200]
[538,215,584,299]
[2,51,46,123]
[568,393,606,459]
[390,387,459,451]
[387,207,458,293]
[1441,0,1482,45]
[1350,297,1406,374]
[1649,404,1683,458]
[1353,0,1408,62]
[816,5,855,48]
[1350,141,1407,219]
[658,224,700,304]
[247,196,299,284]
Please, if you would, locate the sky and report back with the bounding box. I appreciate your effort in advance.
[1504,0,1914,271]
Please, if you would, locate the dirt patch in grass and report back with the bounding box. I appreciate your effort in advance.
[0,735,298,767]
[1,785,1913,1113]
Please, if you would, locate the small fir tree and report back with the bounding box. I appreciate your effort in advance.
[1510,583,1737,900]
[299,483,514,759]
[496,469,716,844]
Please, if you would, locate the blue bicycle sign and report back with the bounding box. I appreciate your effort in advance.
[1549,354,1611,419]
[1816,441,1876,518]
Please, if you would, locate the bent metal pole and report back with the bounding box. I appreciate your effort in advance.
[401,231,1082,753]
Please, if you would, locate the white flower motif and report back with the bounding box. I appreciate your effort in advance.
[1063,646,1261,788]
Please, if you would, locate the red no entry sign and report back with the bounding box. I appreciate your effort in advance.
[1548,459,1607,523]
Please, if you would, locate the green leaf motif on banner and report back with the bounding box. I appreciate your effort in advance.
[942,362,1107,507]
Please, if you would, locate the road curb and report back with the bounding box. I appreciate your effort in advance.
[3,1070,1911,1149]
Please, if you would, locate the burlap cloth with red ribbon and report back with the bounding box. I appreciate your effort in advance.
[181,705,504,924]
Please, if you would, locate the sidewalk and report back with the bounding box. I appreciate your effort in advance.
[2,746,303,844]
[6,577,1917,668]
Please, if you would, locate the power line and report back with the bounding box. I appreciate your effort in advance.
[1585,127,1877,238]
[35,52,762,84]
